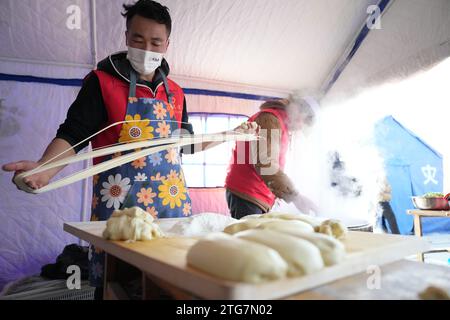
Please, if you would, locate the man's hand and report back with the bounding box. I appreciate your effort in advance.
[2,138,75,192]
[292,194,319,215]
[2,161,51,190]
[233,121,259,135]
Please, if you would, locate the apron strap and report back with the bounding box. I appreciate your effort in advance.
[129,69,137,98]
[129,68,173,106]
[158,68,174,107]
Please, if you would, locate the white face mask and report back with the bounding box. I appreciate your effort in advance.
[126,46,164,76]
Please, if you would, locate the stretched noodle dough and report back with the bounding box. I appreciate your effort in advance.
[102,207,164,241]
[186,233,288,283]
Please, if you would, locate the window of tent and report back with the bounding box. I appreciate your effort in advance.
[182,113,249,187]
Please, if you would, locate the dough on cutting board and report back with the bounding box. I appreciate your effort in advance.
[240,214,264,219]
[256,223,345,266]
[256,219,315,233]
[419,286,450,300]
[167,213,237,237]
[257,212,349,240]
[186,233,288,283]
[235,229,324,276]
[102,207,164,241]
[261,212,323,230]
[223,218,279,235]
[318,219,348,240]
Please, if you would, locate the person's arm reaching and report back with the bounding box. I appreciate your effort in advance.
[179,97,258,154]
[197,121,259,152]
[2,72,107,191]
[253,112,318,214]
[2,138,75,190]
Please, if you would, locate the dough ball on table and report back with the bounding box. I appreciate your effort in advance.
[240,214,264,220]
[223,218,277,235]
[257,219,315,233]
[257,224,346,266]
[187,233,288,283]
[167,213,237,237]
[103,207,164,241]
[419,286,450,300]
[318,219,348,240]
[235,229,324,277]
[263,212,322,230]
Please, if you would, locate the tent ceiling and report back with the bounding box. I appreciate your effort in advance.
[1,0,448,96]
[156,0,380,92]
[1,0,379,93]
[326,0,450,100]
[0,0,93,66]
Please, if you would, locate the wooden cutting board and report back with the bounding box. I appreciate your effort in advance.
[64,221,430,300]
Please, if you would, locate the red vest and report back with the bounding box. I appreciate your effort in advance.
[90,70,185,164]
[225,108,289,208]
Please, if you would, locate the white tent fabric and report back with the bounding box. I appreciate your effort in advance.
[325,0,450,99]
[1,0,379,92]
[0,0,449,290]
[0,81,87,287]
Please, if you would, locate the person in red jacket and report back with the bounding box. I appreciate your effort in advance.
[225,98,318,219]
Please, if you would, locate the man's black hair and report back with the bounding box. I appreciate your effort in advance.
[122,0,172,36]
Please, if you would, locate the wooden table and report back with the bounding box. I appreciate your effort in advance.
[63,221,449,300]
[407,209,450,262]
[289,259,450,300]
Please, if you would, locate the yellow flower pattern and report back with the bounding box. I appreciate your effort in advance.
[151,172,165,181]
[92,194,99,209]
[119,114,154,143]
[166,101,175,118]
[131,157,147,170]
[165,148,179,164]
[156,121,171,138]
[158,177,187,209]
[93,174,99,186]
[167,169,179,180]
[153,102,167,120]
[112,152,122,159]
[137,187,156,206]
[146,207,158,219]
[183,202,192,216]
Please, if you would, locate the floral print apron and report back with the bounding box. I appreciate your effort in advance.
[88,69,192,287]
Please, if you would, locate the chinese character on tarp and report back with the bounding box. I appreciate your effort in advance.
[421,164,438,185]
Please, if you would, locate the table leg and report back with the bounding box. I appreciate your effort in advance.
[103,254,128,300]
[143,273,196,300]
[413,215,424,262]
[103,254,142,300]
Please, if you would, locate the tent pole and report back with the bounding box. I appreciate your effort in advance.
[90,0,98,67]
[320,0,395,96]
[79,146,92,248]
[78,0,98,247]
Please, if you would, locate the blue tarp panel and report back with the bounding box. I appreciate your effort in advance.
[375,116,450,235]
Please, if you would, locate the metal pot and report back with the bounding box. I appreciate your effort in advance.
[411,196,450,210]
